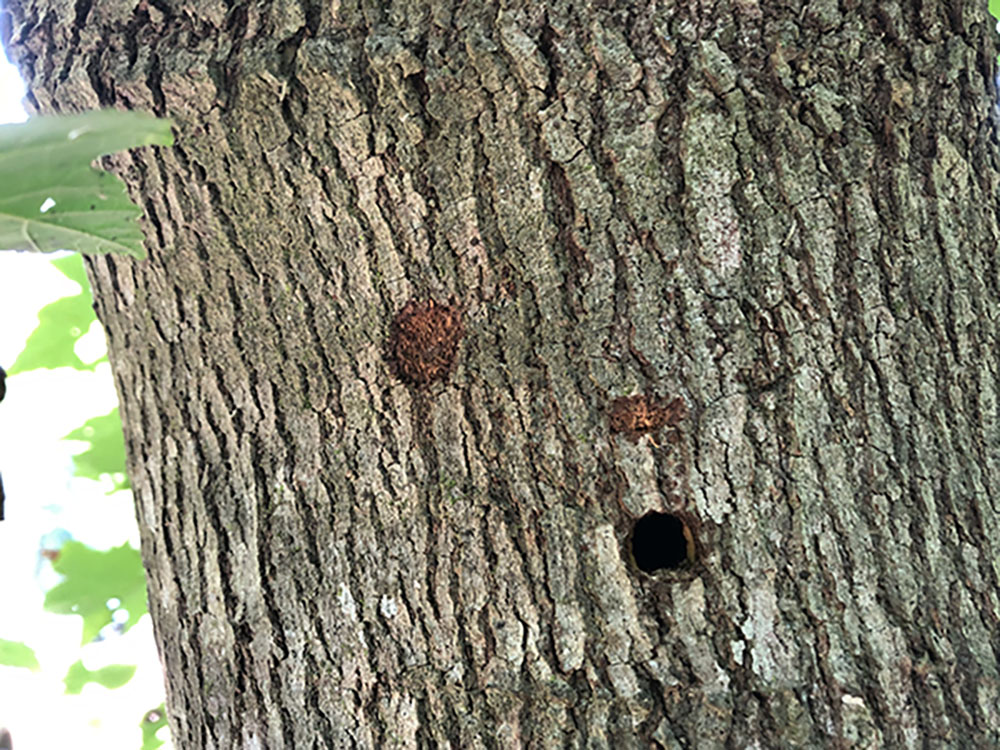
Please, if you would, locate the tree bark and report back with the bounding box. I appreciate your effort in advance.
[6,1,1000,747]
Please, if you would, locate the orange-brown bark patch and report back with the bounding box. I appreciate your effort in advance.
[608,394,686,443]
[388,298,463,385]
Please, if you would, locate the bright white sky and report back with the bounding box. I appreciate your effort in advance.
[0,50,170,749]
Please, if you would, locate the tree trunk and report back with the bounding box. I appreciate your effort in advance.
[7,2,1000,747]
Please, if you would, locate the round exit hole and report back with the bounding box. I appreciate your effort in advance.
[631,512,695,573]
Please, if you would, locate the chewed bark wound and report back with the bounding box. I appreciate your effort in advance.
[389,297,463,385]
[609,394,686,443]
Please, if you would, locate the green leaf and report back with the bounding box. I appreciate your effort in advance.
[0,638,40,671]
[63,407,130,490]
[6,254,102,374]
[43,541,147,644]
[0,110,173,258]
[991,0,1000,20]
[63,659,136,694]
[141,704,169,750]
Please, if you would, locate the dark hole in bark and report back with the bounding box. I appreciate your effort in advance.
[631,512,691,573]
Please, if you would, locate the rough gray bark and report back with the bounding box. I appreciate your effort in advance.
[6,1,1000,747]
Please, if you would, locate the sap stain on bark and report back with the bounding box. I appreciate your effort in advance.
[388,297,464,385]
[608,393,686,443]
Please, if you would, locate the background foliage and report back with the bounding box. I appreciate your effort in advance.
[0,110,171,748]
[0,111,172,258]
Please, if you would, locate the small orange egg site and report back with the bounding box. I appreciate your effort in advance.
[388,297,464,386]
[608,393,686,444]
